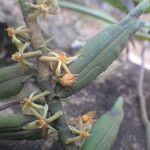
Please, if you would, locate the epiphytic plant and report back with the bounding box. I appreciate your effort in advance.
[0,0,149,150]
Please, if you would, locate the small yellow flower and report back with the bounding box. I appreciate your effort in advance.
[70,111,97,126]
[81,111,97,124]
[27,0,58,16]
[65,125,91,144]
[22,97,43,115]
[6,27,32,71]
[6,27,33,73]
[22,97,32,112]
[11,42,32,73]
[39,52,80,76]
[80,130,90,139]
[40,4,49,15]
[66,111,96,144]
[22,91,50,114]
[5,27,15,38]
[12,50,42,63]
[22,91,62,138]
[5,26,29,38]
[60,73,77,87]
[12,52,23,62]
[23,108,63,138]
[36,119,49,129]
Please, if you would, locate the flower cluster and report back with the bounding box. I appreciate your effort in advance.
[5,27,42,72]
[22,91,63,137]
[65,111,96,144]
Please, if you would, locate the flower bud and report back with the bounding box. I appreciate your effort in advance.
[60,73,77,87]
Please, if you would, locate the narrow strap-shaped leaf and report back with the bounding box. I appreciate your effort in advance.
[81,97,124,150]
[56,0,149,98]
[0,75,32,99]
[59,1,150,41]
[0,64,22,84]
[0,114,35,132]
[59,1,117,24]
[0,129,42,140]
[0,114,41,140]
[101,0,128,13]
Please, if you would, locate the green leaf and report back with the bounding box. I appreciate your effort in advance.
[135,32,150,41]
[0,114,42,140]
[59,1,150,42]
[133,0,150,12]
[101,0,128,13]
[0,129,42,140]
[0,64,22,84]
[97,60,123,80]
[81,97,124,150]
[0,75,31,99]
[56,0,149,98]
[0,114,35,132]
[59,1,117,24]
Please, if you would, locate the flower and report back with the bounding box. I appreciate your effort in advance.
[65,125,91,144]
[5,27,33,73]
[23,107,63,137]
[12,52,23,62]
[22,98,32,112]
[80,130,90,139]
[22,91,50,114]
[36,119,49,129]
[11,42,32,73]
[5,26,29,38]
[27,0,58,16]
[81,111,97,124]
[22,91,62,138]
[5,27,15,37]
[65,111,96,144]
[40,4,49,15]
[60,73,77,87]
[39,51,80,76]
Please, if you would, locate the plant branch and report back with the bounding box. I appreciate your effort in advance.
[19,0,77,149]
[38,80,78,150]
